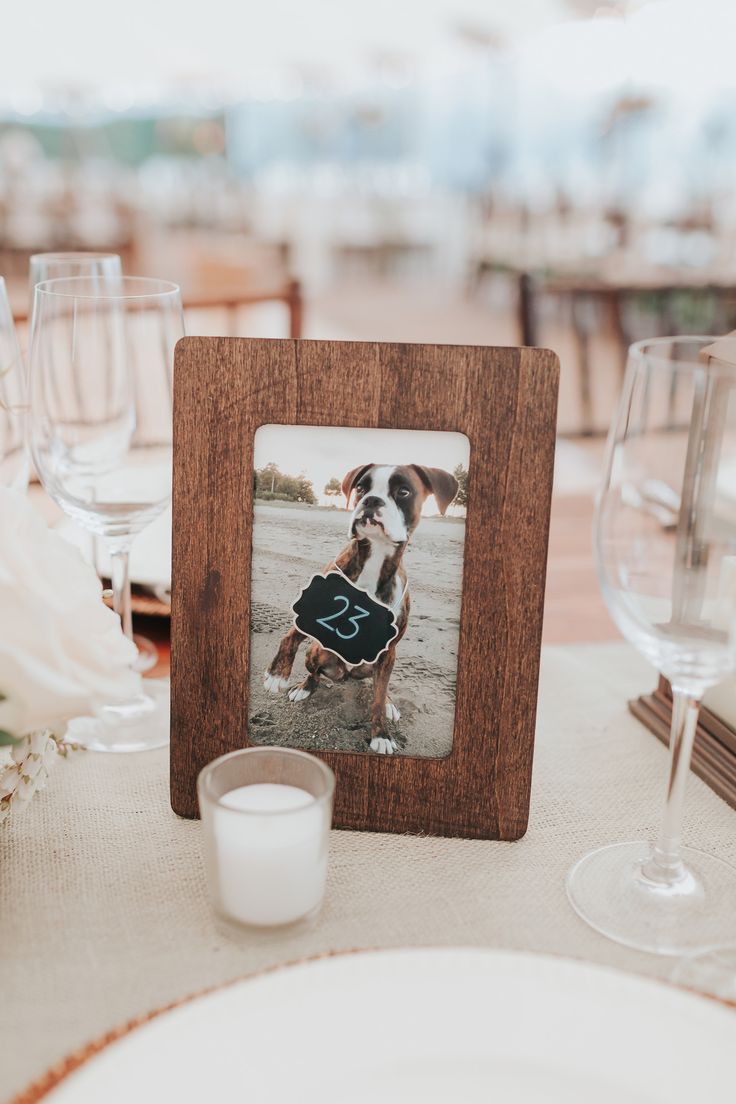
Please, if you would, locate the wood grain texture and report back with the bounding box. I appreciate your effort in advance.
[171,338,559,839]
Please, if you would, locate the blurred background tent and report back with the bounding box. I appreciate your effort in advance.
[2,0,736,438]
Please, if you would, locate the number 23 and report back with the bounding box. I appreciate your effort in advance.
[316,595,370,640]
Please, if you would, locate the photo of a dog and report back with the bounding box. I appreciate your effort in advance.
[248,425,469,758]
[264,462,458,753]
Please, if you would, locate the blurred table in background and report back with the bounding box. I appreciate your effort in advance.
[177,274,302,338]
[9,272,302,341]
[7,229,303,340]
[473,252,736,437]
[529,267,736,436]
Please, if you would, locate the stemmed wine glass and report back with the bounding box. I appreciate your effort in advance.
[28,276,184,752]
[0,277,29,491]
[28,252,158,673]
[567,336,736,954]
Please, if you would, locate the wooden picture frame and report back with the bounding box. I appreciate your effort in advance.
[170,337,559,840]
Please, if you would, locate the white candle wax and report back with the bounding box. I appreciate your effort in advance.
[214,783,327,927]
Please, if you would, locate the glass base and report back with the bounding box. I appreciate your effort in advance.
[132,633,158,674]
[567,841,736,955]
[64,679,169,753]
[212,901,323,943]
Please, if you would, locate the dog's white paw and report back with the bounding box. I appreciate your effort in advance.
[264,672,289,695]
[288,685,312,703]
[370,736,397,755]
[385,701,401,722]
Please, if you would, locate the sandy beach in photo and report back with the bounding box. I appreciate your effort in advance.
[248,500,465,757]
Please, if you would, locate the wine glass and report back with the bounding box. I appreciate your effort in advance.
[0,277,29,491]
[567,336,736,954]
[28,252,157,672]
[29,252,122,307]
[28,276,184,752]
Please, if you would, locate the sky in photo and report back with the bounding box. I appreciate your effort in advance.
[253,424,470,512]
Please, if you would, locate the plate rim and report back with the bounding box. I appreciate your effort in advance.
[12,945,736,1104]
[10,946,359,1104]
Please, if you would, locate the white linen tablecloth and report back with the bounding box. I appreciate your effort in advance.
[2,642,736,1102]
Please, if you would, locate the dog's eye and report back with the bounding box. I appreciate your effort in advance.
[396,487,411,499]
[356,483,367,495]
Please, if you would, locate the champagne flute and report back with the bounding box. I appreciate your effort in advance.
[0,277,29,491]
[567,336,736,954]
[28,276,184,752]
[28,252,157,672]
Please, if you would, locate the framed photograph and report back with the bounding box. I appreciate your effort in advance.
[171,337,558,839]
[251,423,469,760]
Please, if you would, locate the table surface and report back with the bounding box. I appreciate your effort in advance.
[3,642,736,1102]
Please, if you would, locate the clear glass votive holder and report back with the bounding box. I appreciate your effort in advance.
[198,747,335,934]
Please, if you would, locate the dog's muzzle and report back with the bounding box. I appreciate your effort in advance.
[353,509,384,536]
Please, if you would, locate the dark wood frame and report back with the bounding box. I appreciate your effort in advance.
[170,337,559,839]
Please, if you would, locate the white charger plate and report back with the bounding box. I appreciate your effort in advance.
[43,948,735,1104]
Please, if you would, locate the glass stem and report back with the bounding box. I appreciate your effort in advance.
[644,688,701,885]
[109,544,133,642]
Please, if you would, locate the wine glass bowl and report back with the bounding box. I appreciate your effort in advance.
[568,336,736,954]
[27,251,159,672]
[28,276,184,751]
[595,340,736,693]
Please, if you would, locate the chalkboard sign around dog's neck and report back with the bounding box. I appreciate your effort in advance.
[292,570,399,668]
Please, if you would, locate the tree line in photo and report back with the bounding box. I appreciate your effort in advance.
[255,462,468,508]
[254,463,317,503]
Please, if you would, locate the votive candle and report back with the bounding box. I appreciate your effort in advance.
[198,748,335,931]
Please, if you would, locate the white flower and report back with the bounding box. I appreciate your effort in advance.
[0,729,61,817]
[0,487,141,737]
[0,748,17,799]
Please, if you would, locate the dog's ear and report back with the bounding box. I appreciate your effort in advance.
[410,466,460,516]
[341,463,373,506]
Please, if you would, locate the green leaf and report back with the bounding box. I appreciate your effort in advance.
[0,695,19,744]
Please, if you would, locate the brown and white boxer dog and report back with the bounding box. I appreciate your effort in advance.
[263,463,459,754]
